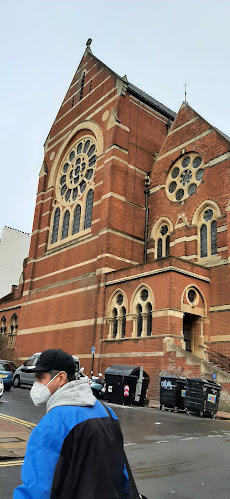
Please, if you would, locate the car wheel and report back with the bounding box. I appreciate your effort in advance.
[13,376,21,388]
[211,411,216,419]
[4,385,11,391]
[185,408,190,415]
[199,410,203,418]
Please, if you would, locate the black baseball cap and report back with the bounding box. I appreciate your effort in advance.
[23,349,76,374]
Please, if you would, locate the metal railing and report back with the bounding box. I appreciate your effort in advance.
[201,345,230,372]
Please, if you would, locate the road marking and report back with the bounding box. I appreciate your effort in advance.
[124,442,136,446]
[156,440,168,444]
[0,413,36,429]
[0,460,24,468]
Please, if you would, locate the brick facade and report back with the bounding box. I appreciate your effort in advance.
[1,44,230,397]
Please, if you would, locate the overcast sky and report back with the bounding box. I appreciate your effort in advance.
[1,0,230,235]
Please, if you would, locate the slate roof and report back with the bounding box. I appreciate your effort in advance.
[128,82,176,120]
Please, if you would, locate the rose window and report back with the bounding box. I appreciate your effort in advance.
[166,153,204,202]
[57,137,97,205]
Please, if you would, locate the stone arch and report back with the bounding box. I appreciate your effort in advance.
[150,217,173,259]
[48,120,104,189]
[130,283,155,314]
[181,283,207,317]
[130,284,154,338]
[192,200,221,226]
[107,289,128,340]
[107,288,128,317]
[181,283,207,357]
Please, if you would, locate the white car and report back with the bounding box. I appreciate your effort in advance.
[0,377,4,398]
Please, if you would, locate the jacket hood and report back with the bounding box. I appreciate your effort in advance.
[46,377,96,413]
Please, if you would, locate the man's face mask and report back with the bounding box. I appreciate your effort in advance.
[30,372,61,406]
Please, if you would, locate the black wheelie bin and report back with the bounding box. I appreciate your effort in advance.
[160,374,186,412]
[104,365,149,406]
[185,377,221,418]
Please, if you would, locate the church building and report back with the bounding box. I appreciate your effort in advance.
[1,40,230,397]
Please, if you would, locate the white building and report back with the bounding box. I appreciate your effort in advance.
[0,227,30,299]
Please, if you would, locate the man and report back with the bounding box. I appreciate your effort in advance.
[14,349,131,498]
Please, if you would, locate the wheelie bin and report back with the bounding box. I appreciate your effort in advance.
[185,377,221,418]
[160,374,186,412]
[104,365,149,406]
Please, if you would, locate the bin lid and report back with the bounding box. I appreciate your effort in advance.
[105,364,149,378]
[161,374,185,380]
[186,377,221,388]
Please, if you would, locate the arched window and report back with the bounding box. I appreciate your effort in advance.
[80,72,85,100]
[211,220,217,255]
[147,302,152,336]
[51,207,60,244]
[8,314,18,348]
[166,235,170,257]
[84,189,94,229]
[107,292,127,340]
[157,238,162,258]
[137,304,142,337]
[72,205,81,235]
[0,316,6,336]
[61,211,70,239]
[121,307,126,338]
[112,308,118,338]
[156,224,170,259]
[200,224,207,257]
[49,136,97,247]
[200,208,217,258]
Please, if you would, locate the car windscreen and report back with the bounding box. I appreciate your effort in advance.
[0,363,11,371]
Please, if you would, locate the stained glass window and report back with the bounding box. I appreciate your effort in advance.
[211,220,217,255]
[72,205,81,235]
[166,235,170,257]
[157,238,162,259]
[84,190,94,229]
[200,224,207,257]
[51,208,60,244]
[61,211,70,239]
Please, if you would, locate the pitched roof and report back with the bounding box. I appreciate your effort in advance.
[127,82,176,120]
[86,48,176,120]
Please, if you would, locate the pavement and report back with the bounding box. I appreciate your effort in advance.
[0,400,229,460]
[0,414,35,460]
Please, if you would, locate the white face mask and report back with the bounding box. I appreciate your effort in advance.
[30,372,60,406]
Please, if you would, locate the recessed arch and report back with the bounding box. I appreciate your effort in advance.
[130,283,155,314]
[107,288,128,316]
[150,216,173,239]
[192,200,221,226]
[48,120,104,189]
[181,283,207,316]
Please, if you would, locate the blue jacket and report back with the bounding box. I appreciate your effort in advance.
[14,379,130,498]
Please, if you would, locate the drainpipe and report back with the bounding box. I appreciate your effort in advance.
[144,174,150,263]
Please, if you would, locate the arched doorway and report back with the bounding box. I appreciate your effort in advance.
[181,286,207,357]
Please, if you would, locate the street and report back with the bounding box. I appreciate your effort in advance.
[0,386,230,498]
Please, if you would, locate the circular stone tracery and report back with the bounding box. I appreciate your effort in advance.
[166,153,205,203]
[57,137,97,205]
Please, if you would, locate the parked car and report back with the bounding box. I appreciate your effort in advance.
[0,378,4,398]
[0,360,15,390]
[13,353,80,388]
